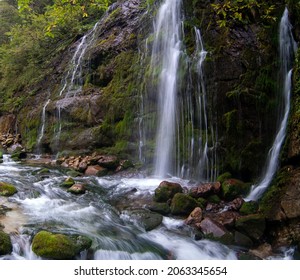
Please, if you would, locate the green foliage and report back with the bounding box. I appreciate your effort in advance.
[211,0,277,28]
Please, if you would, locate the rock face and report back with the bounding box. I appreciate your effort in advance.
[31,230,92,260]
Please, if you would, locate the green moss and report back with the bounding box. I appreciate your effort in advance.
[240,201,259,215]
[170,193,198,216]
[32,231,92,260]
[221,179,250,201]
[216,172,232,184]
[0,182,18,196]
[207,194,221,204]
[0,230,12,255]
[154,181,183,203]
[197,197,208,209]
[60,177,75,188]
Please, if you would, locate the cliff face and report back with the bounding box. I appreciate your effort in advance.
[0,0,293,181]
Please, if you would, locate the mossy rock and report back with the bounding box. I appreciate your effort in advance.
[148,202,171,215]
[239,201,259,215]
[234,231,254,249]
[197,197,208,209]
[0,150,3,159]
[221,179,251,201]
[60,177,75,188]
[216,172,232,184]
[235,214,266,241]
[154,181,183,203]
[0,182,18,196]
[207,194,221,204]
[32,231,92,260]
[32,168,50,175]
[0,230,12,255]
[170,193,198,216]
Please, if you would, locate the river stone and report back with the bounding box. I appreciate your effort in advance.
[221,179,250,201]
[235,214,266,241]
[125,209,163,231]
[0,182,18,196]
[249,243,273,259]
[32,231,92,260]
[97,155,119,169]
[154,181,183,203]
[199,217,228,238]
[60,177,75,188]
[148,202,171,215]
[67,183,86,195]
[0,230,12,255]
[185,207,203,227]
[234,231,254,248]
[170,193,198,216]
[190,182,221,198]
[84,165,108,177]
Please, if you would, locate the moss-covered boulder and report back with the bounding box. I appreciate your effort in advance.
[60,177,75,188]
[154,181,183,203]
[32,231,92,260]
[170,193,198,215]
[148,202,171,215]
[221,179,251,201]
[0,230,12,255]
[239,201,259,215]
[235,214,266,241]
[0,182,18,196]
[216,172,232,184]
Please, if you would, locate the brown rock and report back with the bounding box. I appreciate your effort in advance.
[206,211,240,229]
[185,207,203,227]
[190,182,221,198]
[97,155,119,169]
[200,217,228,238]
[67,184,86,195]
[249,243,273,259]
[84,165,107,176]
[227,197,244,211]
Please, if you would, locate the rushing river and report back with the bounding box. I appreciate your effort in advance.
[0,155,241,260]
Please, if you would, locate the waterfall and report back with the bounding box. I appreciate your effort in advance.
[54,21,100,150]
[36,98,50,154]
[246,8,297,201]
[152,0,182,177]
[140,0,217,181]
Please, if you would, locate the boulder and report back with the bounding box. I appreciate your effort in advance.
[249,243,273,259]
[185,207,203,228]
[0,182,18,196]
[67,184,86,195]
[170,193,198,215]
[97,155,119,169]
[190,182,221,198]
[227,197,244,211]
[0,230,12,255]
[154,181,183,203]
[235,214,266,241]
[206,211,240,229]
[32,231,92,260]
[124,209,163,231]
[221,179,250,201]
[148,202,171,215]
[84,165,108,177]
[234,231,254,248]
[199,217,228,238]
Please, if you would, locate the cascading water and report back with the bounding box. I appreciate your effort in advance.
[151,0,182,177]
[246,8,297,201]
[54,21,100,149]
[36,98,50,154]
[141,0,217,181]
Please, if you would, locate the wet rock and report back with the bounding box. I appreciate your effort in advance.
[221,179,250,201]
[227,197,244,211]
[216,172,232,184]
[206,211,240,229]
[185,207,203,228]
[0,230,12,255]
[124,209,163,231]
[170,193,198,216]
[60,177,75,188]
[249,243,273,259]
[234,231,254,248]
[154,181,183,203]
[239,200,259,215]
[32,230,92,260]
[67,184,86,195]
[84,165,108,177]
[97,155,119,169]
[199,217,228,238]
[148,202,171,215]
[78,161,88,172]
[0,182,18,197]
[235,214,266,241]
[190,182,221,198]
[115,159,134,172]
